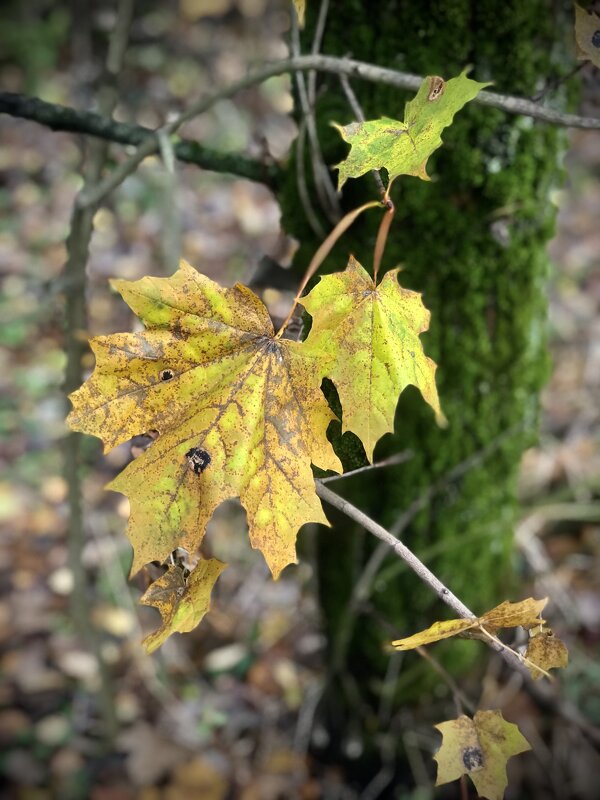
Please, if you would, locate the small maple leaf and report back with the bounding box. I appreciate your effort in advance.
[334,69,491,189]
[302,256,445,461]
[391,597,547,651]
[574,3,600,68]
[292,0,305,27]
[67,261,341,578]
[140,559,226,653]
[525,628,569,680]
[434,710,531,800]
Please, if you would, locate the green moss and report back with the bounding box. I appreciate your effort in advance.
[279,0,574,718]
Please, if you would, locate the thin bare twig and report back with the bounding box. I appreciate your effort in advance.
[156,128,181,266]
[294,118,326,237]
[319,451,413,483]
[339,73,387,198]
[16,52,589,212]
[331,426,526,671]
[316,481,530,677]
[63,0,135,741]
[415,646,475,715]
[307,0,330,107]
[291,14,341,224]
[0,54,594,223]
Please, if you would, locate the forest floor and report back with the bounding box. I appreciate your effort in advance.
[0,2,598,798]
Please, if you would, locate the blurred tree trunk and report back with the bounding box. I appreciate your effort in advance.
[278,0,572,758]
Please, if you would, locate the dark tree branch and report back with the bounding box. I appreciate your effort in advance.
[0,93,281,188]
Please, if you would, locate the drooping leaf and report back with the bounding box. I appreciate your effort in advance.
[391,618,477,651]
[525,629,569,680]
[140,559,226,653]
[302,256,445,461]
[575,3,600,67]
[292,0,306,27]
[68,261,341,578]
[478,597,547,631]
[334,69,491,189]
[434,710,531,800]
[391,597,547,652]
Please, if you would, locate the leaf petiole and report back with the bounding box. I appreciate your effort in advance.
[372,196,395,282]
[275,199,382,338]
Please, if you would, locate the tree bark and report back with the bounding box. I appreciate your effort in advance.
[278,0,573,759]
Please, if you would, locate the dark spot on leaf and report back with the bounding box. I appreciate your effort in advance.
[592,30,600,48]
[427,76,445,101]
[462,746,484,771]
[160,369,174,381]
[130,430,159,458]
[185,447,211,475]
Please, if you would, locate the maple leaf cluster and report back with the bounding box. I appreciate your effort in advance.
[67,71,485,650]
[66,63,571,800]
[68,257,442,614]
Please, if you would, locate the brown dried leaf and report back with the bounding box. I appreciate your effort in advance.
[479,597,547,631]
[575,3,600,67]
[525,629,569,680]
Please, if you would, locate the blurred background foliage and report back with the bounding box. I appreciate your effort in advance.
[0,1,598,798]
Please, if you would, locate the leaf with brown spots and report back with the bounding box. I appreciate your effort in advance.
[141,559,226,653]
[525,628,569,680]
[575,3,600,68]
[333,69,490,189]
[434,710,531,800]
[68,261,341,578]
[302,256,445,461]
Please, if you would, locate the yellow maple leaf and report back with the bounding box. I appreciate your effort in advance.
[140,559,226,653]
[434,710,531,800]
[68,261,341,578]
[302,256,445,461]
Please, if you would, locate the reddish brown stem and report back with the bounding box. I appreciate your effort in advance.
[276,199,382,338]
[373,198,395,283]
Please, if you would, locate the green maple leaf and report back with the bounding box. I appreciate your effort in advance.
[67,261,341,579]
[302,256,445,461]
[141,559,226,653]
[434,710,531,800]
[334,69,491,189]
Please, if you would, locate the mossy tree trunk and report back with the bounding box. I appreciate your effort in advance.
[278,0,571,763]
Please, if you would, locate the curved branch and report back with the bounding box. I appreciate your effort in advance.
[1,54,596,205]
[315,481,530,677]
[0,92,281,188]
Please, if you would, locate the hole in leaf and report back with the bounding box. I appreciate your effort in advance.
[185,447,211,475]
[159,369,174,381]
